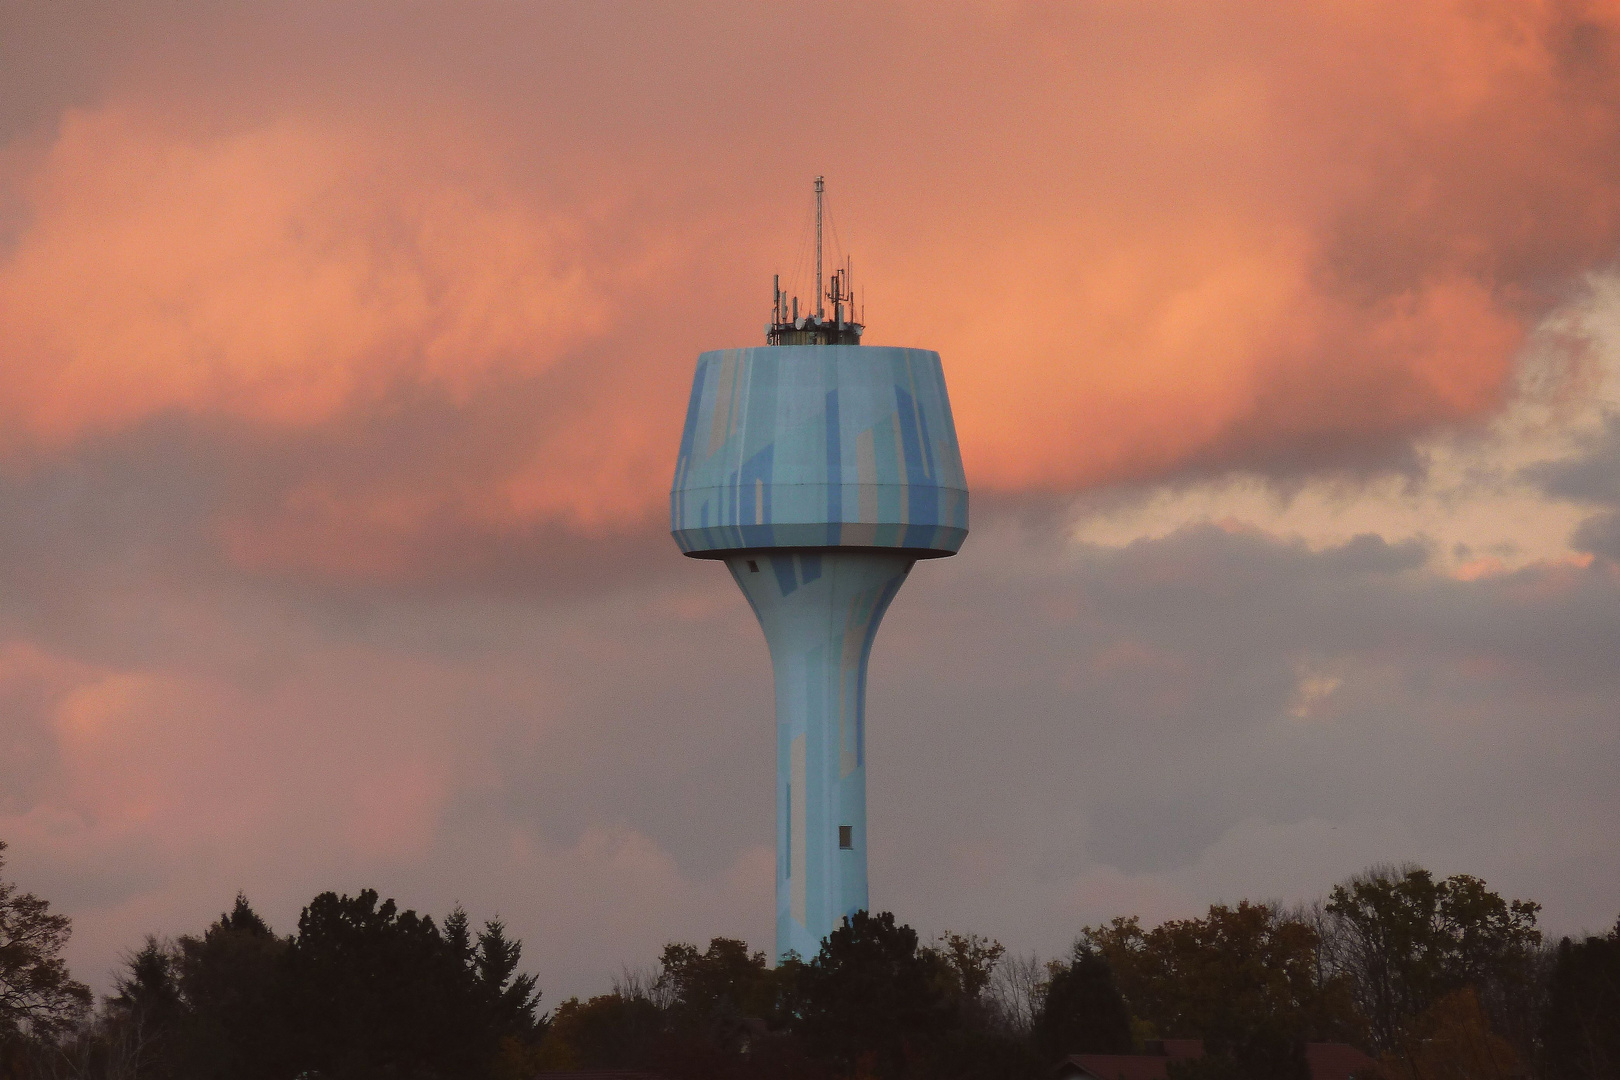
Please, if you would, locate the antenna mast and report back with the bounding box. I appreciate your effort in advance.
[766,176,862,345]
[815,175,825,319]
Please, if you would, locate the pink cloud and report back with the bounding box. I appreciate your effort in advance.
[0,1,1613,582]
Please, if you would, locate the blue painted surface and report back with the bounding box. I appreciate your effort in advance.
[727,550,912,961]
[671,347,969,556]
[670,343,969,961]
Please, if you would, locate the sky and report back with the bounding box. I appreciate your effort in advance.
[2,0,1619,1000]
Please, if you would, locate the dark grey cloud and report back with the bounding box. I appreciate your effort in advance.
[861,522,1620,944]
[1519,408,1620,562]
[6,504,1617,999]
[1572,512,1620,559]
[0,384,677,638]
[1526,414,1620,506]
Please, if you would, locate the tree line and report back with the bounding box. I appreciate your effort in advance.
[1,838,1616,1079]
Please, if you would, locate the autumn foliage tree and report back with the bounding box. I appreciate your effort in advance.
[1082,899,1355,1076]
[1320,866,1541,1056]
[1375,988,1523,1080]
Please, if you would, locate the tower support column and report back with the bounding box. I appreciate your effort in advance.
[726,550,914,960]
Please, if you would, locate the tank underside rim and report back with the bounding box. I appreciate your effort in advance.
[680,544,958,561]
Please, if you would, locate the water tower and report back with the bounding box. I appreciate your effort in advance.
[671,178,969,960]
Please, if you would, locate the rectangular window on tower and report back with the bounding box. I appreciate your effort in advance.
[839,825,853,849]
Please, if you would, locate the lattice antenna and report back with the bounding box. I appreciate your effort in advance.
[767,178,862,345]
[814,176,825,319]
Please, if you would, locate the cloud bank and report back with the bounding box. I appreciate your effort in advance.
[3,2,1619,579]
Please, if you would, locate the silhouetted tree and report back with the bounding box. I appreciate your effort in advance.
[108,936,185,1079]
[985,951,1046,1038]
[1086,900,1350,1050]
[0,840,91,1054]
[174,894,290,1080]
[11,881,542,1080]
[1321,865,1540,1055]
[1082,901,1358,1080]
[790,911,957,1079]
[929,933,1005,1005]
[658,937,776,1042]
[1540,918,1620,1080]
[1032,943,1132,1060]
[283,889,537,1079]
[911,933,1039,1080]
[1374,987,1522,1080]
[472,917,542,1045]
[533,993,665,1072]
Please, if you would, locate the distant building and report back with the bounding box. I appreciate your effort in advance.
[1301,1042,1381,1080]
[1053,1040,1377,1080]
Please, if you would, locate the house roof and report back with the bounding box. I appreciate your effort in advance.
[1304,1042,1378,1080]
[1056,1042,1376,1080]
[1055,1054,1174,1080]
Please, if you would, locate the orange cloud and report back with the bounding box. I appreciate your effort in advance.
[1,1,1616,580]
[0,107,616,445]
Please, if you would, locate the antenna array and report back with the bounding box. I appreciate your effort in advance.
[768,177,864,346]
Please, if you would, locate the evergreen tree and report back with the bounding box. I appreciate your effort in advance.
[174,893,290,1080]
[109,936,185,1079]
[1540,919,1620,1079]
[474,918,542,1044]
[284,889,500,1078]
[1032,943,1132,1060]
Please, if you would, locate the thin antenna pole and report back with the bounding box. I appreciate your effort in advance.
[814,176,824,319]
